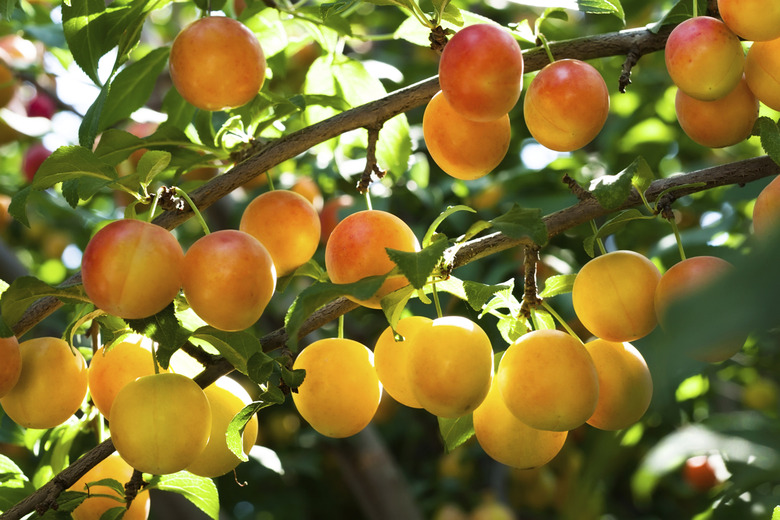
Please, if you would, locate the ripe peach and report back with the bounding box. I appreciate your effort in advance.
[182,229,276,331]
[754,175,780,236]
[438,23,524,122]
[423,91,511,180]
[373,316,433,409]
[88,334,162,418]
[239,190,321,277]
[674,76,759,148]
[291,338,382,438]
[718,0,780,42]
[523,59,609,152]
[584,339,653,431]
[319,194,354,244]
[473,379,567,469]
[0,34,38,68]
[169,16,266,111]
[110,372,211,475]
[407,316,493,418]
[70,453,150,520]
[654,256,742,362]
[81,219,184,320]
[290,176,323,212]
[664,16,745,101]
[0,61,17,108]
[683,455,720,492]
[26,92,56,119]
[0,336,21,398]
[22,142,52,182]
[0,337,88,429]
[186,376,259,477]
[745,37,780,111]
[572,250,662,342]
[324,209,419,309]
[497,329,599,431]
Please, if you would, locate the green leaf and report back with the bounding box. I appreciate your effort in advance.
[386,237,448,290]
[99,507,131,520]
[577,0,624,21]
[135,150,172,186]
[490,205,548,245]
[584,208,655,257]
[93,129,145,166]
[36,490,88,518]
[423,205,476,246]
[80,81,110,150]
[0,276,89,332]
[226,403,263,462]
[589,157,653,210]
[62,0,112,85]
[496,315,528,344]
[539,274,577,298]
[438,415,475,452]
[284,276,387,351]
[194,0,227,12]
[462,281,512,312]
[147,472,219,520]
[31,145,117,193]
[478,279,519,317]
[0,0,14,21]
[380,284,416,332]
[8,185,32,227]
[531,308,556,331]
[100,47,170,130]
[280,366,306,390]
[648,0,708,33]
[773,506,780,520]
[126,303,190,369]
[246,352,275,385]
[758,117,780,167]
[192,327,263,375]
[0,454,34,513]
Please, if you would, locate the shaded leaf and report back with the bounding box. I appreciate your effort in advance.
[247,352,275,385]
[380,285,416,331]
[147,472,219,520]
[589,157,654,210]
[438,415,475,452]
[386,237,448,290]
[0,276,89,332]
[192,327,262,375]
[126,303,190,369]
[226,403,264,462]
[423,205,476,247]
[490,205,547,245]
[584,208,654,257]
[758,117,780,167]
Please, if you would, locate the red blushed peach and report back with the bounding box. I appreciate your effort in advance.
[523,59,609,152]
[81,220,184,319]
[182,230,276,331]
[169,16,266,111]
[423,91,511,180]
[718,0,780,42]
[324,209,419,309]
[664,16,745,101]
[753,175,780,237]
[319,194,354,244]
[675,77,758,148]
[438,23,524,122]
[745,38,780,111]
[655,256,743,362]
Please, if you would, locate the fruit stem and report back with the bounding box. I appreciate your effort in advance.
[173,187,211,235]
[432,283,443,318]
[669,214,687,261]
[692,0,698,18]
[538,33,556,64]
[542,300,583,344]
[338,314,345,339]
[151,341,161,375]
[364,190,373,211]
[589,220,607,256]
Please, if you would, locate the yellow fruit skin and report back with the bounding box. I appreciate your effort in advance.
[186,377,259,478]
[373,316,432,409]
[292,338,382,438]
[88,334,162,418]
[0,336,21,398]
[0,337,88,429]
[109,373,211,475]
[407,316,493,418]
[584,339,653,431]
[497,329,599,432]
[572,250,661,342]
[70,453,150,520]
[718,0,780,42]
[473,379,567,469]
[745,38,780,111]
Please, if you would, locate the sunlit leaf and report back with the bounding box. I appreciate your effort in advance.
[386,237,448,289]
[192,327,263,375]
[490,205,547,245]
[438,414,474,452]
[0,276,89,333]
[126,303,191,369]
[463,281,512,312]
[538,274,576,298]
[758,116,780,167]
[147,472,219,520]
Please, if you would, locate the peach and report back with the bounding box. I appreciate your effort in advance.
[745,37,780,111]
[70,453,150,520]
[438,23,524,122]
[324,209,419,308]
[0,337,88,429]
[0,61,16,108]
[81,219,184,319]
[0,336,21,398]
[373,315,432,409]
[718,0,780,42]
[675,76,759,148]
[182,229,276,331]
[473,379,567,469]
[406,316,493,418]
[169,16,266,111]
[753,174,780,236]
[523,59,609,152]
[497,329,599,431]
[664,16,745,101]
[572,250,662,342]
[291,338,382,438]
[655,256,743,362]
[239,190,321,277]
[584,339,653,431]
[423,91,511,180]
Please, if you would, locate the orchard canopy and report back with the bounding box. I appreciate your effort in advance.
[1,0,780,518]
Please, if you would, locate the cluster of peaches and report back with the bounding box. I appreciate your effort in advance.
[665,0,780,148]
[0,332,259,519]
[422,22,610,182]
